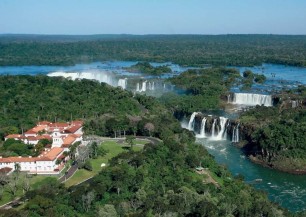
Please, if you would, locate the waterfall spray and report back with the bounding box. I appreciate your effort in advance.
[216,117,228,140]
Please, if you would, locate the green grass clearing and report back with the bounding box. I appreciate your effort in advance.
[0,174,55,206]
[65,140,143,187]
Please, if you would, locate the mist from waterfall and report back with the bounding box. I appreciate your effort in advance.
[118,78,127,89]
[48,70,117,86]
[215,117,228,140]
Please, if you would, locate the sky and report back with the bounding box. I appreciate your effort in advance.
[0,0,306,35]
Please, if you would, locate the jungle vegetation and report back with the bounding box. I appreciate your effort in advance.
[125,61,172,75]
[160,68,240,114]
[239,103,306,172]
[0,75,296,216]
[1,34,306,67]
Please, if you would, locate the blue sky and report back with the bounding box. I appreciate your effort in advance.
[0,0,306,35]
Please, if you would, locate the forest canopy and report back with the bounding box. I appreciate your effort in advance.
[1,34,306,67]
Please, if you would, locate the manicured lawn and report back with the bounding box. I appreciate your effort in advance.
[0,174,54,206]
[65,140,144,187]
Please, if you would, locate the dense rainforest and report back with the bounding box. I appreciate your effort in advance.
[125,61,172,75]
[239,104,306,173]
[1,34,306,67]
[159,67,262,115]
[0,75,167,140]
[0,75,296,217]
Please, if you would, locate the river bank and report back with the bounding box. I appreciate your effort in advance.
[249,155,306,175]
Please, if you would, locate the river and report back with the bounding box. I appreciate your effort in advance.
[197,138,306,212]
[1,61,306,212]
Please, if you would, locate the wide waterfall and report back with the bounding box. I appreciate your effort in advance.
[48,70,116,86]
[231,93,272,107]
[232,123,240,143]
[188,112,198,131]
[186,114,239,142]
[118,78,127,89]
[215,117,228,140]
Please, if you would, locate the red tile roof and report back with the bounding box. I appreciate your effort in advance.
[62,135,77,147]
[5,134,25,139]
[37,147,64,161]
[64,125,82,133]
[38,121,52,126]
[0,148,64,163]
[0,167,13,174]
[25,125,46,135]
[48,122,70,128]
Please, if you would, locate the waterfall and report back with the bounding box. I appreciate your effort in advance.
[216,117,228,140]
[224,121,230,139]
[118,78,127,89]
[188,112,198,131]
[232,93,272,107]
[232,123,240,143]
[227,94,231,103]
[292,100,298,108]
[136,83,140,92]
[148,82,155,91]
[141,81,147,92]
[196,117,207,138]
[185,114,235,142]
[163,83,166,89]
[211,119,217,138]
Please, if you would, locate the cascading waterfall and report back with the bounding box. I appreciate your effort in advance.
[231,93,272,107]
[148,81,155,91]
[141,81,147,92]
[118,78,127,89]
[232,123,240,143]
[186,114,239,142]
[136,83,140,92]
[196,117,207,138]
[224,121,230,140]
[292,100,298,108]
[211,119,217,138]
[188,112,198,131]
[215,117,228,140]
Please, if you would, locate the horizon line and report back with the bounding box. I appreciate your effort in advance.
[1,33,306,36]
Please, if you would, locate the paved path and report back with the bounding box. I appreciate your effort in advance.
[0,197,21,210]
[58,163,78,183]
[135,136,161,145]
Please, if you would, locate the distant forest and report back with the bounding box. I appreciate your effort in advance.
[0,34,306,67]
